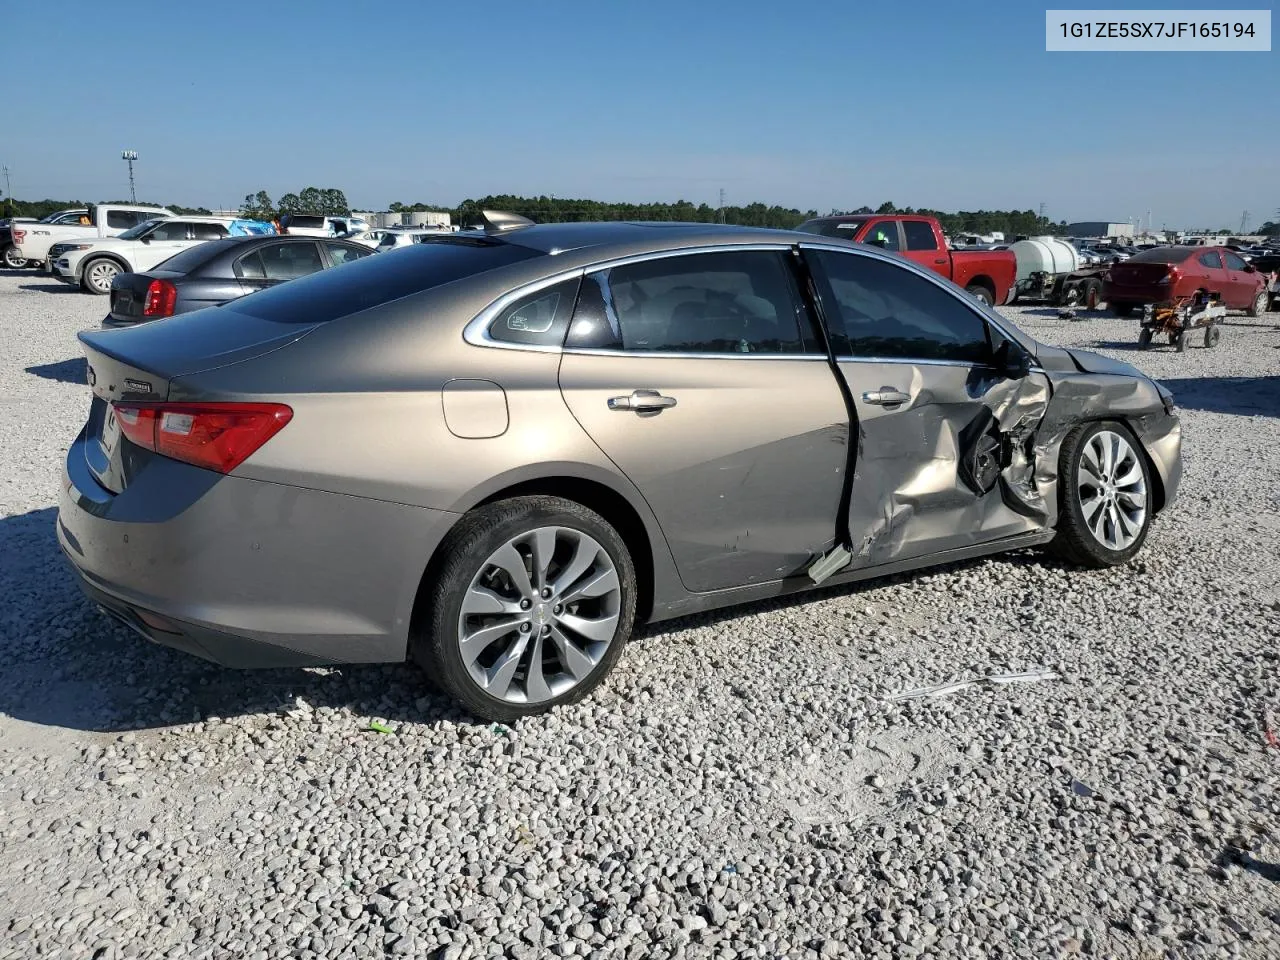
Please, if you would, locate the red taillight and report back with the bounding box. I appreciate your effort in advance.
[12,229,25,243]
[110,402,292,474]
[142,279,177,318]
[1158,266,1181,285]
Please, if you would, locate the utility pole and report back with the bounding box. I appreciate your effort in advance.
[2,166,10,216]
[121,150,138,203]
[718,188,726,224]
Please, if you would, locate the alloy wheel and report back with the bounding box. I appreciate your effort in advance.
[3,246,25,269]
[457,526,621,705]
[1077,429,1148,551]
[86,260,119,293]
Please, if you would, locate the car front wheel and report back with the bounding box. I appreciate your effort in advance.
[416,496,636,721]
[1247,289,1267,318]
[1051,421,1153,568]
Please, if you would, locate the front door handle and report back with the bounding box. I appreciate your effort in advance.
[862,387,911,407]
[934,257,948,265]
[608,389,677,412]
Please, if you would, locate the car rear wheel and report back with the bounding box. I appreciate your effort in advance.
[2,244,26,269]
[965,284,994,307]
[1051,421,1153,568]
[1111,302,1135,317]
[82,258,120,295]
[415,495,636,721]
[1248,289,1267,318]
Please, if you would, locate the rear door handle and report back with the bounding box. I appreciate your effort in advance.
[862,387,911,407]
[608,389,677,412]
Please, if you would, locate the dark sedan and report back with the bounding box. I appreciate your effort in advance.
[104,235,372,328]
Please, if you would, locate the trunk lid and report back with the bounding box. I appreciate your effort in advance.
[1109,262,1171,285]
[77,309,320,493]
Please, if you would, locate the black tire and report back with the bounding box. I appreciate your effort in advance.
[1051,420,1154,568]
[1137,327,1153,349]
[1083,278,1103,311]
[965,284,995,307]
[414,495,637,722]
[1204,325,1220,348]
[1247,289,1267,318]
[2,244,26,269]
[1111,302,1135,318]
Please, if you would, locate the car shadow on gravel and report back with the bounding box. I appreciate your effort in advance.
[0,507,477,735]
[1158,375,1280,418]
[25,357,86,384]
[18,283,79,294]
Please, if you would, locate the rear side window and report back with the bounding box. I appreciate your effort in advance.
[810,249,991,364]
[261,242,324,280]
[902,220,938,251]
[488,278,580,346]
[324,241,371,266]
[234,251,267,279]
[107,210,143,229]
[191,222,228,241]
[1198,252,1223,269]
[229,239,543,323]
[566,250,811,354]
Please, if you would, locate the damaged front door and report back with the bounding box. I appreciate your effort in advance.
[558,248,848,593]
[803,246,1051,568]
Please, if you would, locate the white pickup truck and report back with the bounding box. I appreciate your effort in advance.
[12,203,174,268]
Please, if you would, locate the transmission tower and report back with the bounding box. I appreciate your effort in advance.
[718,188,726,224]
[1238,210,1250,233]
[1038,202,1046,220]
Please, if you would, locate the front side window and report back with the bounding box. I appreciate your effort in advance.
[1221,250,1248,271]
[809,249,991,364]
[1198,251,1223,269]
[864,221,901,252]
[902,220,938,251]
[566,250,810,354]
[487,278,580,346]
[149,221,191,241]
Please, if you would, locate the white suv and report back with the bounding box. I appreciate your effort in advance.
[50,217,237,294]
[374,227,453,253]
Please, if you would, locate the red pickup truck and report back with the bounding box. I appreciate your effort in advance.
[796,215,1017,307]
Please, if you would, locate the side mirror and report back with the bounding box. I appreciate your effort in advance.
[1244,264,1256,273]
[866,237,888,248]
[140,236,151,244]
[993,337,1031,379]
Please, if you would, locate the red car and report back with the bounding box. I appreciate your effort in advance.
[1104,246,1268,317]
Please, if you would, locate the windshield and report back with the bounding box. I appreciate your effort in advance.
[115,220,164,241]
[795,218,869,239]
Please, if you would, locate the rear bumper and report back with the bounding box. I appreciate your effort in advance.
[57,429,460,667]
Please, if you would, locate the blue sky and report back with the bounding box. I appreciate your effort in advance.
[6,1,1276,228]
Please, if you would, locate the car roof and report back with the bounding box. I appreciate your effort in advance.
[464,221,815,262]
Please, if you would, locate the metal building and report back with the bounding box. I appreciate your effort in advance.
[1067,221,1135,239]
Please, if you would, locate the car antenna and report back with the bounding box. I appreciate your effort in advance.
[480,210,534,235]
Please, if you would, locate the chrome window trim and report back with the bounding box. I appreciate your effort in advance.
[563,349,828,361]
[463,243,803,356]
[462,267,586,353]
[834,354,1048,375]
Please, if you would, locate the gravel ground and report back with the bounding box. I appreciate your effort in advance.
[1,269,1278,960]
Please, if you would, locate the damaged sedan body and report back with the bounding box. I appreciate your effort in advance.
[58,218,1181,721]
